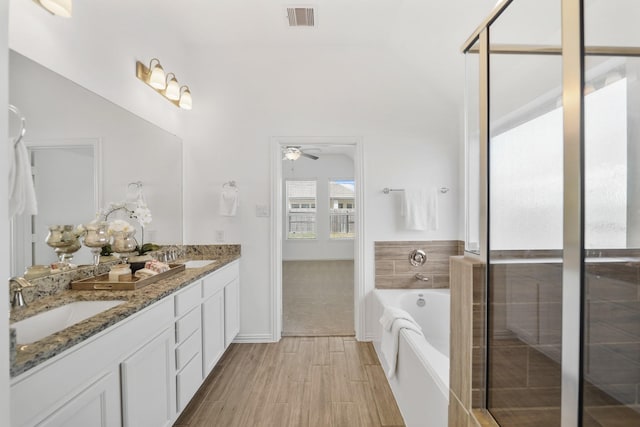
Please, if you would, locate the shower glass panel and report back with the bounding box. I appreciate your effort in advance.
[582,0,640,425]
[487,0,563,425]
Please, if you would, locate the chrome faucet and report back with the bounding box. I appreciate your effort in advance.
[9,277,34,309]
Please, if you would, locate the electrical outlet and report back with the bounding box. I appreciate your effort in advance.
[215,230,225,242]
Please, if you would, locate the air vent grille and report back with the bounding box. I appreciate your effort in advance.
[287,7,315,27]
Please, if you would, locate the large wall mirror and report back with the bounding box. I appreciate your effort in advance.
[9,50,183,277]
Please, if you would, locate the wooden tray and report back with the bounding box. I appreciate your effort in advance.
[71,263,186,291]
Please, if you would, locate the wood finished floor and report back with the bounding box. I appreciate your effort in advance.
[173,337,405,427]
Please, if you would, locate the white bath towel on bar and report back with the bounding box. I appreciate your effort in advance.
[379,307,421,332]
[400,187,438,231]
[380,315,423,379]
[219,187,239,216]
[9,139,38,219]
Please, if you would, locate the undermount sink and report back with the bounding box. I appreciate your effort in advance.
[12,300,125,344]
[183,260,217,269]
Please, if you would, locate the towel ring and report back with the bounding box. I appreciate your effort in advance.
[223,181,237,189]
[8,104,27,148]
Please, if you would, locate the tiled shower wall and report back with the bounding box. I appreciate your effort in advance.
[374,240,463,289]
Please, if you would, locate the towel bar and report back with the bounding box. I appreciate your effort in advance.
[382,187,450,194]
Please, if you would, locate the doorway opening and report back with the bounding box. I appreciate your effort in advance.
[270,137,364,340]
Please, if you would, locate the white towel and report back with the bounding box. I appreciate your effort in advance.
[9,139,38,219]
[219,187,239,216]
[379,307,421,332]
[401,188,427,230]
[380,317,423,379]
[400,187,438,231]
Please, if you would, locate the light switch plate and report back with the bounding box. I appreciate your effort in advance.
[256,204,269,217]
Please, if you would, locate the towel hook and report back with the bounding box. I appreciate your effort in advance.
[8,104,27,148]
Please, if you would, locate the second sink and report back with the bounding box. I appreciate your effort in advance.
[12,300,125,344]
[183,260,217,268]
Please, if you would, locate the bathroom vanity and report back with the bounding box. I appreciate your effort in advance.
[9,255,240,427]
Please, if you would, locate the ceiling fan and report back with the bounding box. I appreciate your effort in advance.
[282,146,319,161]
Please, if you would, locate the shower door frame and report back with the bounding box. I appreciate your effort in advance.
[462,0,640,425]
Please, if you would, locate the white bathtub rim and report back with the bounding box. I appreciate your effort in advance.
[401,328,450,400]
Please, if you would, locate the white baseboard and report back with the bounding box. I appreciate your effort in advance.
[232,333,276,343]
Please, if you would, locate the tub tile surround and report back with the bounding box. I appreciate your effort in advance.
[375,240,463,289]
[8,245,240,377]
[450,252,640,427]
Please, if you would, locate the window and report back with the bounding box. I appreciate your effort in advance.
[490,77,627,249]
[329,180,355,239]
[286,180,316,239]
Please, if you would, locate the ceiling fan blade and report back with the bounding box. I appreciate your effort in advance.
[301,152,319,160]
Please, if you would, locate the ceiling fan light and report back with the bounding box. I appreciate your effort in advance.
[38,0,72,17]
[284,148,301,161]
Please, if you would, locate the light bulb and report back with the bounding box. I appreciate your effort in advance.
[165,74,180,100]
[38,0,72,17]
[149,62,166,90]
[179,87,192,110]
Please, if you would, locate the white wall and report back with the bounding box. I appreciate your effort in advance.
[8,0,187,136]
[283,154,354,261]
[1,0,10,423]
[182,45,462,340]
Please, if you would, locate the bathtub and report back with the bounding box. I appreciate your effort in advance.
[372,289,450,427]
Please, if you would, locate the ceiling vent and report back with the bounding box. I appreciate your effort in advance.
[287,7,315,27]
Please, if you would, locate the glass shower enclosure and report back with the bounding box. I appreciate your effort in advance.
[463,0,640,425]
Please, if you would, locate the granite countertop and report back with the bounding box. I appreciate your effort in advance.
[9,254,240,378]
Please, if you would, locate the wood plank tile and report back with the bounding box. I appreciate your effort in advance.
[188,401,225,426]
[309,365,333,427]
[281,336,300,353]
[172,337,404,427]
[333,402,362,427]
[287,381,311,427]
[313,337,330,365]
[352,381,382,427]
[344,340,367,381]
[357,342,380,365]
[330,351,354,403]
[330,336,345,352]
[366,365,405,426]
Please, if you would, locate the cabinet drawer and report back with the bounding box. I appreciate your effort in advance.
[176,330,201,371]
[175,307,200,344]
[176,353,202,412]
[175,282,201,317]
[202,261,239,299]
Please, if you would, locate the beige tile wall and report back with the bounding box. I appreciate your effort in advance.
[374,240,463,289]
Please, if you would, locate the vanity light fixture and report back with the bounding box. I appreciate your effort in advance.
[35,0,72,17]
[178,86,193,110]
[136,59,193,110]
[164,73,180,101]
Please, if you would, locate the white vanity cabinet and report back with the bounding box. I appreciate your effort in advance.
[224,277,240,348]
[173,283,204,413]
[10,258,241,427]
[11,298,174,427]
[201,287,225,377]
[121,327,176,427]
[201,260,240,369]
